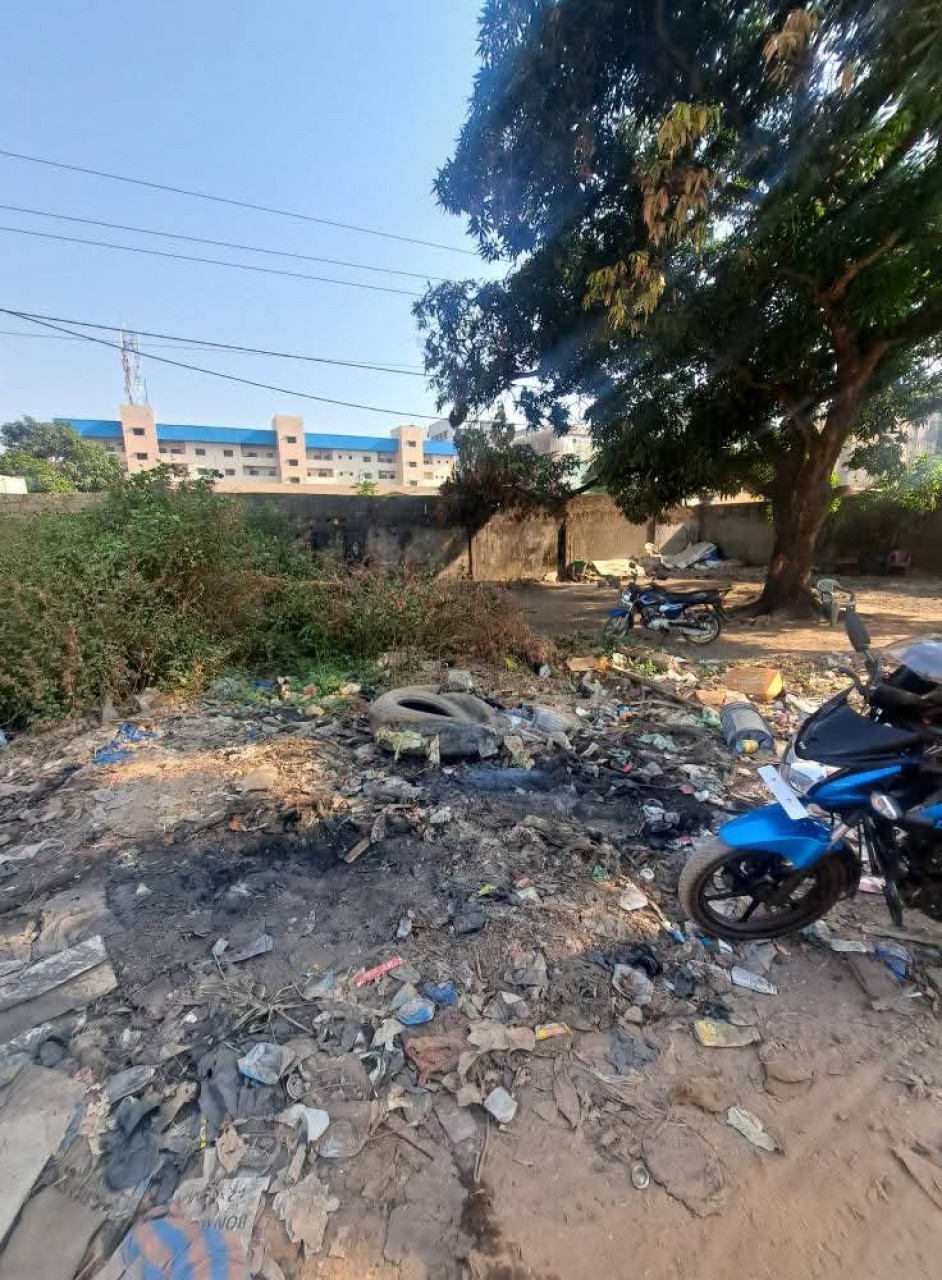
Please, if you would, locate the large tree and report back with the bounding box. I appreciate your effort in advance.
[415,0,942,610]
[1,417,122,492]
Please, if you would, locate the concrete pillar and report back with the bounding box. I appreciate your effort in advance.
[391,423,425,487]
[120,404,158,473]
[273,414,305,483]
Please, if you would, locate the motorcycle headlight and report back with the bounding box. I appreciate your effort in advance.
[781,738,832,796]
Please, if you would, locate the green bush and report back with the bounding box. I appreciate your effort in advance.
[0,469,545,730]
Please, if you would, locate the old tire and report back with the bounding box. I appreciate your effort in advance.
[678,838,849,940]
[369,684,501,760]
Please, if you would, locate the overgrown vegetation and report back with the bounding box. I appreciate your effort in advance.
[824,455,942,564]
[1,417,122,492]
[0,469,547,730]
[439,414,579,526]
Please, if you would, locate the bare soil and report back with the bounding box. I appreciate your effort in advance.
[510,572,942,661]
[2,652,942,1279]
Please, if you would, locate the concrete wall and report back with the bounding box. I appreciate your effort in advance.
[699,501,774,565]
[470,511,560,581]
[0,492,105,516]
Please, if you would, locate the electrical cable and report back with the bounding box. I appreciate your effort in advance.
[0,225,422,296]
[0,306,470,421]
[0,203,446,282]
[0,146,478,256]
[1,310,427,373]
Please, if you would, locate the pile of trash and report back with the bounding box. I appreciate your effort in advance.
[1,650,941,1276]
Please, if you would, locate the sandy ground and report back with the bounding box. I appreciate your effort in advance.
[510,573,942,661]
[1,654,942,1279]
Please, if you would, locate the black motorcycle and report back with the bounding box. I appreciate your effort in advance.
[604,572,730,645]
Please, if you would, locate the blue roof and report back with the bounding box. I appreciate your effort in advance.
[59,418,122,439]
[61,418,455,456]
[303,433,396,453]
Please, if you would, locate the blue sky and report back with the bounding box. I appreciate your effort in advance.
[0,1,488,434]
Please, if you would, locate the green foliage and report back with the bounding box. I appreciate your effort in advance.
[824,455,942,558]
[0,468,545,730]
[439,413,579,526]
[1,417,122,491]
[352,478,379,497]
[416,0,942,602]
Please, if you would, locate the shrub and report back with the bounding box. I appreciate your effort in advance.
[0,470,546,729]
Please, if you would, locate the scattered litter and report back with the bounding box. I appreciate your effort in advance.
[612,964,654,1006]
[693,1020,761,1048]
[468,1024,536,1053]
[731,966,777,996]
[354,957,403,986]
[484,1086,517,1124]
[277,1105,330,1143]
[618,882,648,913]
[727,1106,779,1153]
[535,1022,571,1041]
[0,934,117,1041]
[435,1096,479,1146]
[453,904,487,935]
[396,997,436,1026]
[631,1162,650,1190]
[272,1172,339,1257]
[238,1042,294,1085]
[227,933,274,964]
[875,940,910,980]
[105,1064,156,1103]
[91,722,155,766]
[721,702,775,752]
[302,971,336,1000]
[396,916,413,940]
[553,1066,581,1129]
[638,733,679,753]
[893,1144,942,1211]
[670,1075,729,1113]
[607,1027,659,1074]
[421,981,458,1006]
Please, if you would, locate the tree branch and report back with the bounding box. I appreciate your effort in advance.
[653,0,704,96]
[819,229,903,303]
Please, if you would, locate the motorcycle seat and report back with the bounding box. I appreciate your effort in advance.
[797,704,923,765]
[657,588,721,603]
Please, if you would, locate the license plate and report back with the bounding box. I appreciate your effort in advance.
[757,765,810,821]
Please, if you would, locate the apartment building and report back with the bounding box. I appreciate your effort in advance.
[59,406,456,493]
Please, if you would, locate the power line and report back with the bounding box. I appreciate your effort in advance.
[0,146,478,257]
[0,224,422,297]
[1,310,427,375]
[0,203,446,282]
[0,307,455,420]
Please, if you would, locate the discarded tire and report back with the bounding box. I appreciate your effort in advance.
[369,685,502,760]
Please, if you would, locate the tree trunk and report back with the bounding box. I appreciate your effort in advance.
[756,425,849,615]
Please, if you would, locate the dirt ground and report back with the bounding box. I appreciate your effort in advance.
[2,649,942,1279]
[510,572,942,660]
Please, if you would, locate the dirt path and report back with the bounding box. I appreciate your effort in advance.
[510,574,942,661]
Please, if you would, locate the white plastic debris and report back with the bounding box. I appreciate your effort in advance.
[730,966,777,996]
[726,1106,778,1152]
[618,883,648,913]
[484,1087,517,1125]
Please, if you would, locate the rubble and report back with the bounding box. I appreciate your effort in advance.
[0,639,928,1277]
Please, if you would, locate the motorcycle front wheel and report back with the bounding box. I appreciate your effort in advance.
[603,613,631,638]
[678,839,850,940]
[681,604,722,645]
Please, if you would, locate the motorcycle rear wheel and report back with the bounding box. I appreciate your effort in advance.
[682,605,722,645]
[678,838,850,940]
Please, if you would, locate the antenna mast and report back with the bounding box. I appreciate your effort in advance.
[118,328,149,405]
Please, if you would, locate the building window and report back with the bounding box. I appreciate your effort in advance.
[289,477,300,484]
[223,449,233,457]
[407,440,418,448]
[132,427,145,436]
[135,452,148,461]
[318,469,332,477]
[195,448,206,456]
[424,471,433,479]
[265,452,274,459]
[225,468,235,476]
[379,470,395,479]
[288,459,299,467]
[159,446,167,455]
[246,468,258,476]
[246,451,257,457]
[285,435,297,444]
[361,455,372,463]
[171,447,184,455]
[408,461,417,468]
[409,480,418,487]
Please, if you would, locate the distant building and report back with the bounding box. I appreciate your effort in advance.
[516,423,595,485]
[58,408,456,494]
[836,412,942,490]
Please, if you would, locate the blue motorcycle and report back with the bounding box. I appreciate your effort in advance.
[679,608,942,939]
[604,570,730,646]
